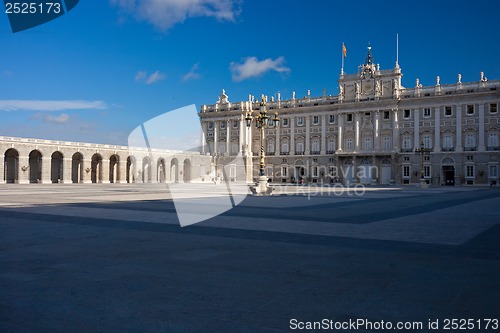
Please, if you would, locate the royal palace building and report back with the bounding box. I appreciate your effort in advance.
[199,46,500,186]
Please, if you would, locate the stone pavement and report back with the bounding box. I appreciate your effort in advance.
[0,184,499,332]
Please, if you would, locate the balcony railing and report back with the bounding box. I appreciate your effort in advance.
[400,148,413,153]
[487,146,500,151]
[442,147,455,152]
[464,147,477,151]
[311,151,320,155]
[326,150,336,154]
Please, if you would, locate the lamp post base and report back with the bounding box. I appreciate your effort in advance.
[419,178,430,189]
[249,175,274,196]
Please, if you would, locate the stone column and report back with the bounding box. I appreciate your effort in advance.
[118,158,127,183]
[41,155,52,184]
[276,126,280,156]
[478,104,485,151]
[321,114,326,154]
[414,108,420,148]
[83,159,92,183]
[0,159,4,184]
[150,156,158,184]
[101,158,110,183]
[456,105,463,152]
[290,116,295,155]
[355,113,361,150]
[374,111,380,151]
[338,114,343,151]
[239,115,245,156]
[434,107,441,152]
[213,121,218,155]
[392,109,400,151]
[62,158,73,184]
[305,116,310,155]
[226,120,230,155]
[200,121,206,154]
[18,156,29,184]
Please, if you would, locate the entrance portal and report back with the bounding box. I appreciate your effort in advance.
[443,165,455,186]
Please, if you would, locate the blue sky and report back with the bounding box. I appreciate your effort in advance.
[1,0,499,145]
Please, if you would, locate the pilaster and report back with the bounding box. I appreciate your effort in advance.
[305,116,310,155]
[321,115,326,154]
[62,158,73,184]
[434,107,441,152]
[414,108,420,148]
[456,105,463,152]
[41,156,52,184]
[478,104,486,151]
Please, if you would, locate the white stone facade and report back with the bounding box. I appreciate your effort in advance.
[199,47,500,186]
[1,136,211,184]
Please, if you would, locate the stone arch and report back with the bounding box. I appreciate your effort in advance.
[4,148,19,183]
[441,157,455,165]
[157,158,166,183]
[126,156,135,183]
[170,158,179,183]
[142,156,152,183]
[29,150,42,183]
[91,153,103,183]
[72,152,83,183]
[183,159,191,183]
[51,151,64,183]
[109,155,120,183]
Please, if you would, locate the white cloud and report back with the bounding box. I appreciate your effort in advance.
[0,100,108,112]
[182,63,201,82]
[135,70,166,84]
[32,113,71,124]
[230,56,291,82]
[111,0,240,31]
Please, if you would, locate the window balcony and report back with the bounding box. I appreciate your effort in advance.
[464,147,477,151]
[326,150,336,154]
[487,146,500,151]
[295,151,305,155]
[267,152,275,156]
[280,151,289,155]
[311,151,320,155]
[400,148,413,153]
[442,147,455,152]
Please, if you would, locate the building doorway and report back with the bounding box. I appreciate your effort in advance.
[443,166,455,186]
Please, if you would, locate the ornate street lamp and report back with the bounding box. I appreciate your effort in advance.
[245,94,280,195]
[415,141,432,186]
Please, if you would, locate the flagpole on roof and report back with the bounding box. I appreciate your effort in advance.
[341,42,346,75]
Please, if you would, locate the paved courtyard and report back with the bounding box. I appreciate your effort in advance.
[0,184,499,332]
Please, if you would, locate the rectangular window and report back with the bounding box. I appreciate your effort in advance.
[363,137,372,151]
[466,105,474,115]
[466,165,475,178]
[424,165,431,178]
[346,138,353,150]
[383,136,391,150]
[312,166,318,177]
[423,108,431,118]
[233,120,239,128]
[346,113,353,122]
[490,103,498,114]
[312,115,320,125]
[404,156,410,161]
[403,165,410,178]
[329,114,335,123]
[403,109,411,119]
[281,167,288,177]
[467,155,474,161]
[402,136,412,149]
[383,111,390,120]
[220,121,226,129]
[423,135,432,149]
[282,118,289,127]
[208,122,214,130]
[490,165,498,178]
[445,106,452,116]
[297,117,304,126]
[296,142,304,153]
